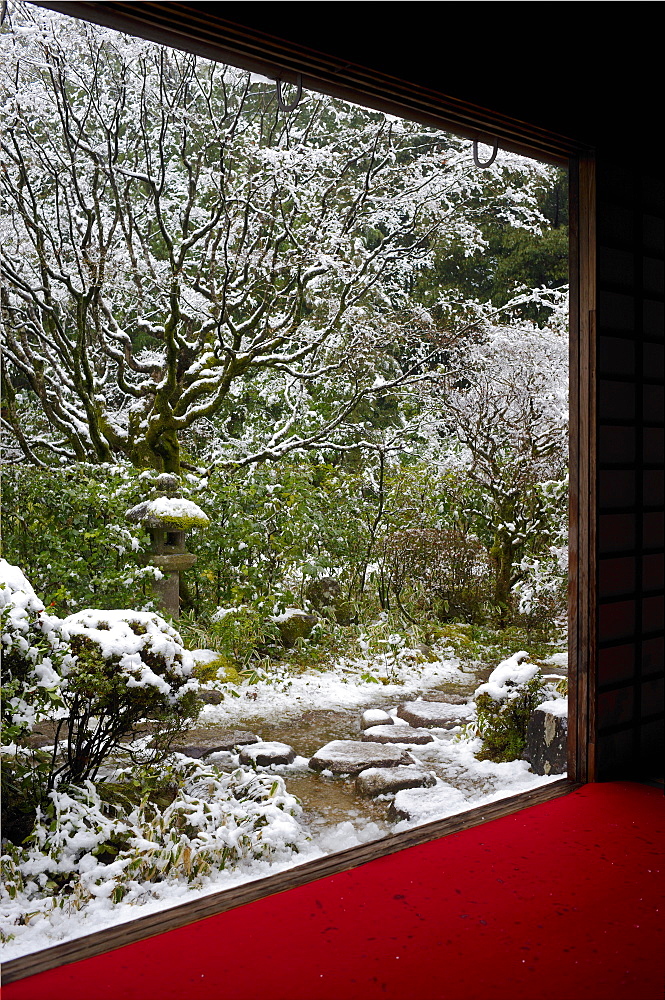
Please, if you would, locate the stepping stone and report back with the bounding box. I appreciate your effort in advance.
[389,782,468,822]
[524,703,568,776]
[239,741,296,766]
[356,765,436,797]
[361,709,393,730]
[396,700,474,729]
[197,690,223,705]
[362,724,434,745]
[309,740,411,775]
[174,731,260,758]
[422,693,469,705]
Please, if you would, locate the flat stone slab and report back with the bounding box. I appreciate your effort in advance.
[196,690,223,705]
[422,692,469,705]
[389,782,469,823]
[396,700,474,729]
[356,765,436,797]
[174,730,260,758]
[362,724,434,745]
[361,709,393,730]
[239,741,296,766]
[309,740,411,775]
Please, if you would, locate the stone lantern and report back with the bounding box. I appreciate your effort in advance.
[126,473,209,619]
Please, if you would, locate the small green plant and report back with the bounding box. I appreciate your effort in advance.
[177,607,279,671]
[474,672,545,762]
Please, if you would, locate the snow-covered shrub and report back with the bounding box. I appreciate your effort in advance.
[471,651,546,762]
[0,759,305,932]
[0,560,66,744]
[53,609,199,784]
[1,561,199,800]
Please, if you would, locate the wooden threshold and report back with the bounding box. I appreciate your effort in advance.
[1,778,577,985]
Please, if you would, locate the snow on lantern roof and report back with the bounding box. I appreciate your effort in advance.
[126,496,209,530]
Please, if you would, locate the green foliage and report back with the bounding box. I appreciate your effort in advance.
[1,464,152,615]
[177,606,280,673]
[0,750,53,846]
[2,454,567,638]
[474,674,545,763]
[0,759,303,919]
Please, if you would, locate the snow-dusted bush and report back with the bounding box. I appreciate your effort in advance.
[0,758,305,939]
[471,651,546,762]
[0,560,67,745]
[55,608,199,784]
[384,526,492,622]
[1,561,199,797]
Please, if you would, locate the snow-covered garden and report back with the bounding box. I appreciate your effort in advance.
[1,560,567,959]
[1,1,569,960]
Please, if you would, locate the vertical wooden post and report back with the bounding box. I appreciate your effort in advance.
[568,154,597,783]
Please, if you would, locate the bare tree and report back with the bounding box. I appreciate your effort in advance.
[1,3,555,473]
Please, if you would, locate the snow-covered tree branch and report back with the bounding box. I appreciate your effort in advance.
[1,2,556,473]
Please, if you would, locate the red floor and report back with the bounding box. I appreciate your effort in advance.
[3,781,664,1000]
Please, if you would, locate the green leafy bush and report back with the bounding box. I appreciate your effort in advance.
[1,562,199,840]
[471,652,546,762]
[1,465,153,614]
[1,759,304,926]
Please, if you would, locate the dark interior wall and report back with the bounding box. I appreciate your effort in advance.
[33,2,665,779]
[596,155,664,778]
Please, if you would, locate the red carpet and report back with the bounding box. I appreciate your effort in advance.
[4,782,663,1000]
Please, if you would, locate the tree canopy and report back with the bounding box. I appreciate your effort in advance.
[1,2,562,474]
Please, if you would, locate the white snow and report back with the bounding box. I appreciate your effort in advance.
[474,651,539,702]
[62,609,194,682]
[535,698,568,718]
[271,608,311,623]
[140,497,209,524]
[542,651,568,669]
[191,648,222,665]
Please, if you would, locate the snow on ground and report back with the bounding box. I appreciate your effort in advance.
[196,649,471,727]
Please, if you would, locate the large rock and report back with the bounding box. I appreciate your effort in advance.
[389,782,468,823]
[272,609,318,647]
[356,765,436,797]
[396,700,473,729]
[196,689,223,706]
[524,703,568,775]
[362,724,434,745]
[305,577,355,625]
[174,730,259,758]
[360,709,394,730]
[422,692,468,705]
[239,741,296,766]
[309,740,411,775]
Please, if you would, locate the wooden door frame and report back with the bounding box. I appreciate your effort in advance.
[4,4,597,983]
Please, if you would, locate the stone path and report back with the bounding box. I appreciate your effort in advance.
[173,695,474,811]
[396,700,474,728]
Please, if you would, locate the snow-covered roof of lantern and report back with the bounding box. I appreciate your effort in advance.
[126,497,209,530]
